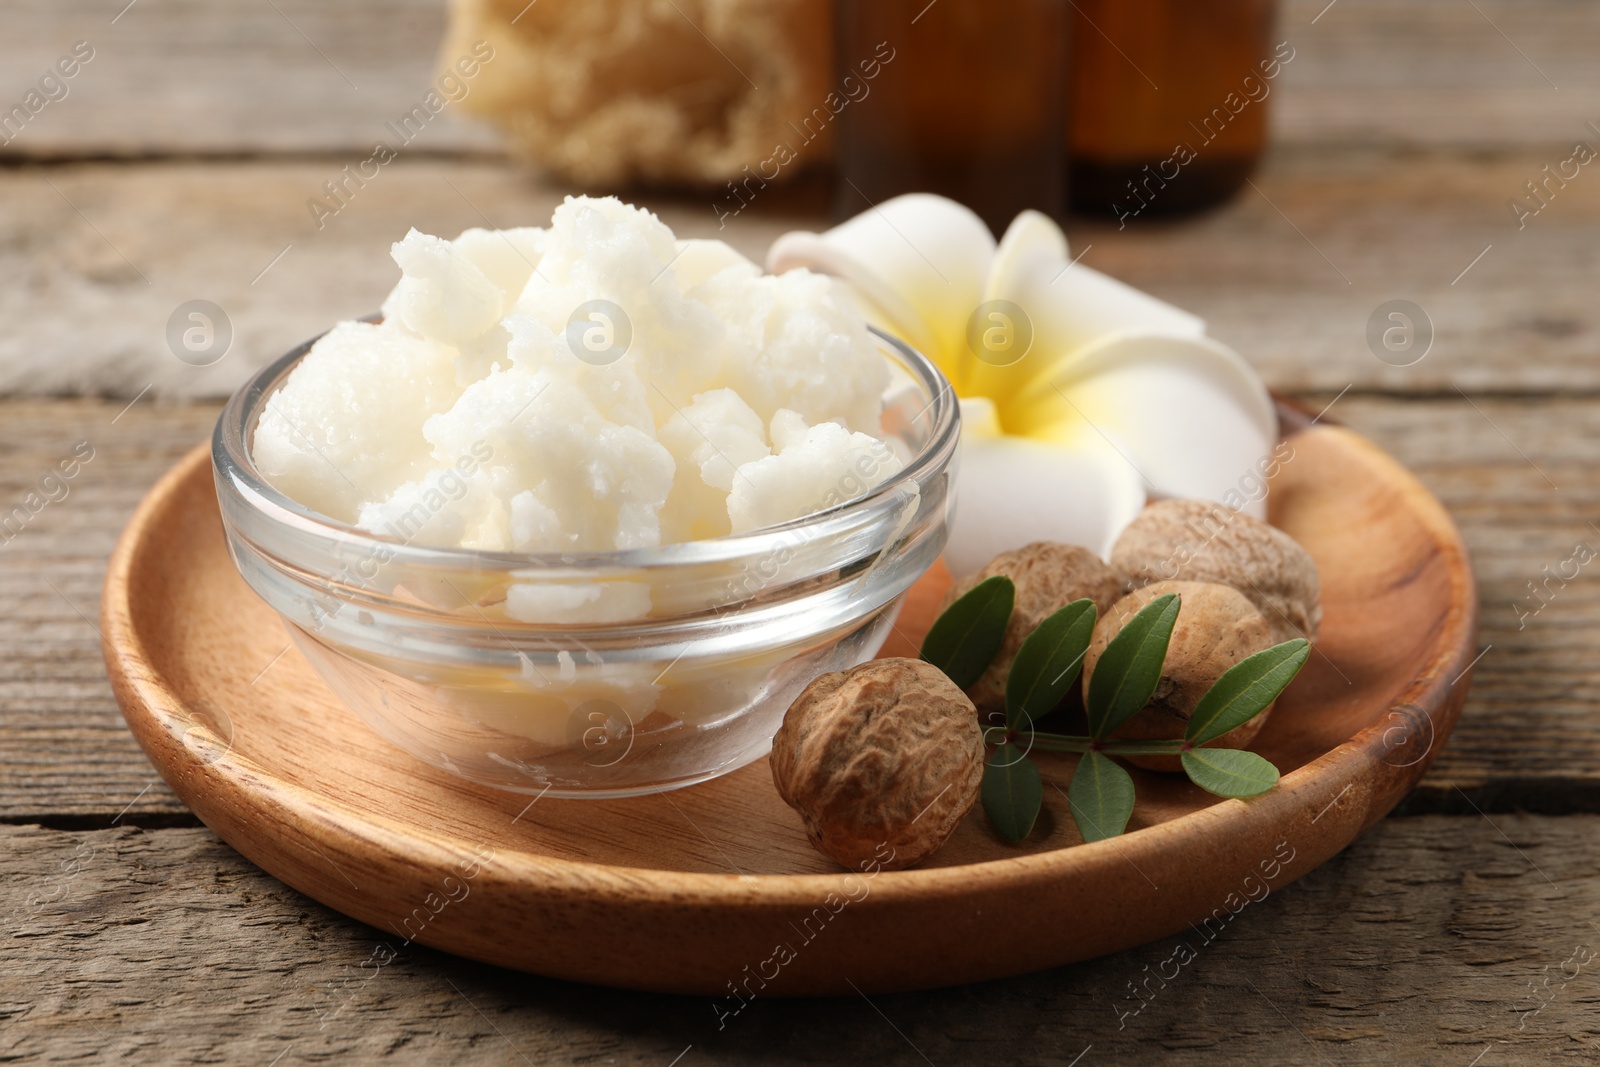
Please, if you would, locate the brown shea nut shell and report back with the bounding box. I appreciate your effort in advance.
[940,543,1125,715]
[1082,581,1276,772]
[1111,499,1322,644]
[771,658,983,871]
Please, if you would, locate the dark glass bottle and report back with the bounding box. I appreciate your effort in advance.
[834,0,1070,235]
[1068,0,1279,219]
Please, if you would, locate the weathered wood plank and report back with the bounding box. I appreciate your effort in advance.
[0,394,1596,821]
[0,151,1595,400]
[1088,146,1600,397]
[1333,394,1600,814]
[0,400,217,823]
[0,0,498,159]
[0,159,812,400]
[2,816,1597,1063]
[2,0,1597,159]
[1273,0,1600,150]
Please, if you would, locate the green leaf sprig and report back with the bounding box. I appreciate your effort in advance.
[920,580,1310,845]
[919,575,1014,689]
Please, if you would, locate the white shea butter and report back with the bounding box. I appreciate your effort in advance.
[254,196,903,622]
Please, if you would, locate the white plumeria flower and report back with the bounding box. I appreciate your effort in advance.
[768,194,1278,577]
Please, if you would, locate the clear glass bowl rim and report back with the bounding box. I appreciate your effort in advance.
[212,321,960,580]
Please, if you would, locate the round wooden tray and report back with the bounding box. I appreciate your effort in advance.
[102,414,1477,996]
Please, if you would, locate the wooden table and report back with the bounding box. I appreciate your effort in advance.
[5,1,1600,1062]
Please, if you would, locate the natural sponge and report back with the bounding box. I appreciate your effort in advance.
[441,0,834,186]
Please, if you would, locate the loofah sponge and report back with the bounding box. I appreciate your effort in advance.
[441,0,835,186]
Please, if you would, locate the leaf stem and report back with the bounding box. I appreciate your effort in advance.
[1005,732,1191,756]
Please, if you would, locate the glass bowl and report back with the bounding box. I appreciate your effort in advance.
[212,327,959,798]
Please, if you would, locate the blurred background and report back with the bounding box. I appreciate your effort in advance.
[2,0,1595,403]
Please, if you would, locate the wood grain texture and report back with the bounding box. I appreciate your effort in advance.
[1085,146,1600,397]
[0,159,818,400]
[4,816,1598,1064]
[1,0,1595,159]
[1272,0,1600,150]
[0,399,218,826]
[1336,394,1600,813]
[0,0,499,159]
[1,149,1594,400]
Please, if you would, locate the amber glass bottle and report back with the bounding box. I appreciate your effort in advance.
[1068,0,1279,219]
[834,0,1069,234]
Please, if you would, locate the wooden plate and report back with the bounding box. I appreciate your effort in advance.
[102,412,1477,996]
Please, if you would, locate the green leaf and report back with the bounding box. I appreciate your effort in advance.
[1180,748,1280,798]
[1185,639,1311,745]
[1085,593,1181,739]
[1004,598,1097,731]
[1067,750,1136,842]
[982,744,1042,843]
[919,575,1014,689]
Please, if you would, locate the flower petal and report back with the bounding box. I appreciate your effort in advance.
[958,395,1004,438]
[945,431,1146,578]
[973,211,1207,408]
[1007,332,1278,519]
[766,193,995,378]
[996,212,1206,349]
